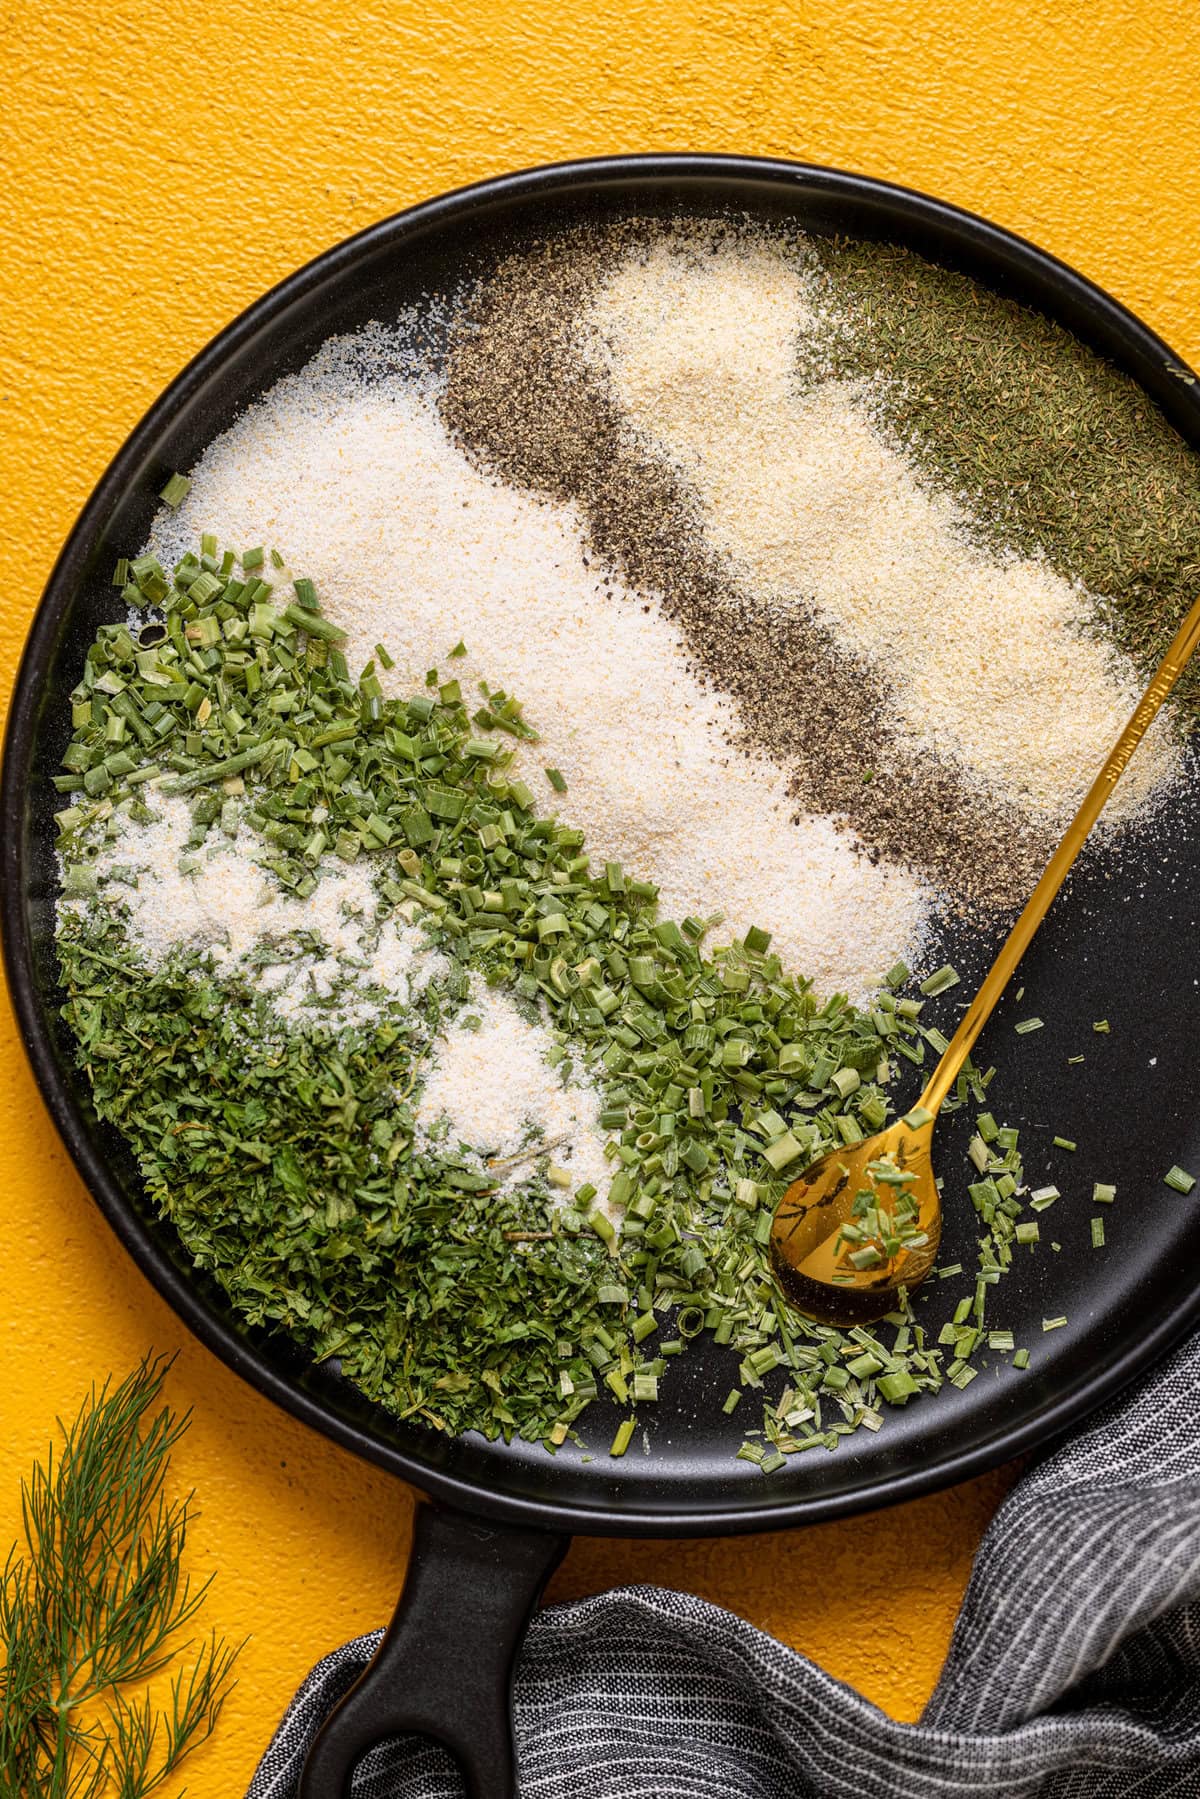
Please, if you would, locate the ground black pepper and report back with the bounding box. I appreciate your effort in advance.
[441,223,1052,912]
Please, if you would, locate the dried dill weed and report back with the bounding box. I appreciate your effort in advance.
[53,204,1193,1460]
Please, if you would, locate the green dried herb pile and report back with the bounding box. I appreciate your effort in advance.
[55,539,1043,1460]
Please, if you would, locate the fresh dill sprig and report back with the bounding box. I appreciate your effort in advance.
[0,1358,240,1798]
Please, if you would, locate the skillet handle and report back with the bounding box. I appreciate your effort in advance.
[297,1500,569,1799]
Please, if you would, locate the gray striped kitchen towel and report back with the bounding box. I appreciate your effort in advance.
[250,1328,1200,1797]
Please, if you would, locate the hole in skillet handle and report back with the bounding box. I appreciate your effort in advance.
[298,1500,569,1799]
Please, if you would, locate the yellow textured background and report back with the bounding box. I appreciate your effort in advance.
[3,2,1199,1791]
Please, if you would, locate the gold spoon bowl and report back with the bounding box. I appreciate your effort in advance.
[771,1114,939,1327]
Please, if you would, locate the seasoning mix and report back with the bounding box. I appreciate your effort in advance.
[52,214,1200,1462]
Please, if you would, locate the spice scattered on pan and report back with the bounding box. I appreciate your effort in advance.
[581,235,1178,829]
[442,231,1041,915]
[796,235,1200,724]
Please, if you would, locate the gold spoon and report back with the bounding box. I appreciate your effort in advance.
[771,589,1200,1327]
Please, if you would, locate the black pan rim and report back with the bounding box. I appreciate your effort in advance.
[5,150,1200,1537]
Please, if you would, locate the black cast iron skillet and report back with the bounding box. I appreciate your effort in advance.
[6,155,1200,1798]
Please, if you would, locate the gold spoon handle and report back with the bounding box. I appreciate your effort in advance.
[918,590,1200,1117]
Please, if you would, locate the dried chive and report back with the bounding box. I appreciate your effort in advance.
[159,472,191,508]
[53,531,1055,1460]
[161,742,275,793]
[609,1418,636,1457]
[282,603,346,642]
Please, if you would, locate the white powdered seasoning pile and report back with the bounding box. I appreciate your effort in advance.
[68,796,610,1204]
[415,982,614,1211]
[580,235,1181,831]
[65,794,447,1034]
[146,330,930,1000]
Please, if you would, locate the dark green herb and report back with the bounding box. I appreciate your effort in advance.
[0,1360,239,1798]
